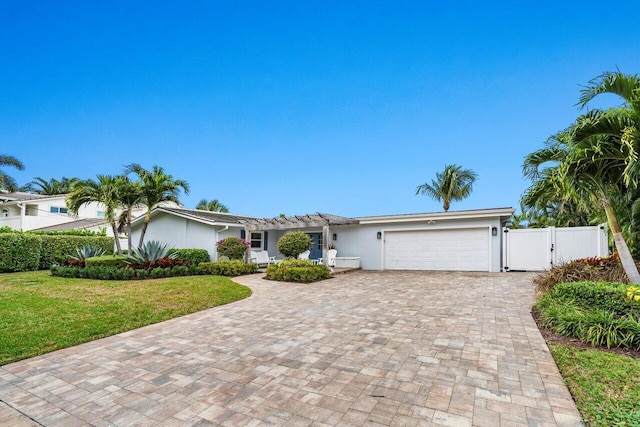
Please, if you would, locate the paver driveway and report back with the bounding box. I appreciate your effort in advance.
[0,271,583,426]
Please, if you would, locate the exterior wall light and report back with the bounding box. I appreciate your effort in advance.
[492,227,498,236]
[377,232,382,239]
[332,233,337,241]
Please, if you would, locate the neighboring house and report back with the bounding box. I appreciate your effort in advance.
[0,192,108,231]
[129,206,515,272]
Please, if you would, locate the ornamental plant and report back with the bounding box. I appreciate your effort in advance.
[216,237,250,260]
[277,231,312,258]
[627,285,640,302]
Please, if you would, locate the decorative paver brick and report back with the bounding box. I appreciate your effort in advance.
[0,271,584,426]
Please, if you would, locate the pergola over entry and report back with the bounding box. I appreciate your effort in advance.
[239,213,359,264]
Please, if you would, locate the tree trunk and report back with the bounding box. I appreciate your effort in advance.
[126,210,132,252]
[111,222,122,256]
[138,210,151,247]
[602,198,640,284]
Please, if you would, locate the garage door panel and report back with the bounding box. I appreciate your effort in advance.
[384,228,489,271]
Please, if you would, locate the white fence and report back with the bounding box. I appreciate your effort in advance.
[502,225,609,271]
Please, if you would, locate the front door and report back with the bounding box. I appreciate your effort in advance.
[307,233,322,260]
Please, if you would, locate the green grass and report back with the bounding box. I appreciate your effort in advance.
[0,270,251,365]
[550,345,640,426]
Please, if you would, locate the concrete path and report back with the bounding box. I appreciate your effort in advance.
[0,271,583,426]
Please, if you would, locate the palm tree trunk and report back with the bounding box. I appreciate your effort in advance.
[138,215,150,247]
[111,222,122,256]
[126,210,132,252]
[602,198,640,283]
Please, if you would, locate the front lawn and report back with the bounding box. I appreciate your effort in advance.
[0,270,251,365]
[550,345,640,426]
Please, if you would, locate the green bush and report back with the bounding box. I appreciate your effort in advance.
[39,235,114,269]
[265,259,331,283]
[198,260,258,276]
[0,233,43,272]
[170,249,210,266]
[535,281,640,349]
[85,255,129,268]
[216,237,250,260]
[277,231,312,258]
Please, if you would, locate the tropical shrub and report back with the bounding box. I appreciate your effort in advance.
[127,240,177,264]
[170,248,210,266]
[277,231,312,259]
[126,258,188,270]
[265,259,331,283]
[39,235,114,269]
[535,281,640,349]
[0,233,42,272]
[85,255,129,268]
[216,237,250,260]
[533,253,628,294]
[198,260,258,276]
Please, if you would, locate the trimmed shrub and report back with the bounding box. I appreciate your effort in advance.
[39,235,114,269]
[277,232,312,259]
[51,265,193,280]
[540,281,639,319]
[534,253,629,294]
[170,249,210,266]
[265,259,331,283]
[85,255,129,268]
[216,237,250,260]
[126,257,188,270]
[198,260,258,276]
[0,233,43,272]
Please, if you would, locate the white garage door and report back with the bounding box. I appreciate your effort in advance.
[384,228,490,271]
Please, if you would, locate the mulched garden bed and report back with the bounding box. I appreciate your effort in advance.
[531,308,640,359]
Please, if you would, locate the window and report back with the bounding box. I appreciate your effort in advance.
[96,211,105,218]
[250,232,263,249]
[50,206,68,214]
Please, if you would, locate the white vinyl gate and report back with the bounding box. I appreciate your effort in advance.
[502,225,608,271]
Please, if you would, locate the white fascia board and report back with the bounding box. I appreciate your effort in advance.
[129,208,245,229]
[357,208,515,224]
[0,195,67,205]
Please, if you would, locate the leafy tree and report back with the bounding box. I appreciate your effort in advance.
[415,164,477,211]
[195,198,229,213]
[125,164,190,246]
[29,177,79,195]
[277,231,312,258]
[0,155,24,192]
[67,175,125,255]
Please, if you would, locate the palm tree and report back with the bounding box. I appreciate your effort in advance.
[29,176,79,195]
[125,164,190,246]
[195,198,229,213]
[67,175,124,255]
[115,176,142,252]
[0,155,24,192]
[415,164,477,211]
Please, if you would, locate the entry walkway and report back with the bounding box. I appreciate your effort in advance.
[0,271,583,426]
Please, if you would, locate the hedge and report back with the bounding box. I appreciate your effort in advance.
[198,260,258,276]
[265,259,331,283]
[170,249,211,266]
[85,255,129,268]
[39,235,114,269]
[0,233,43,272]
[50,265,193,280]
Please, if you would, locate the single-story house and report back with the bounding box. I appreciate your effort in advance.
[129,206,515,272]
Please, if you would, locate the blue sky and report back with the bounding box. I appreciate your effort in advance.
[2,1,640,218]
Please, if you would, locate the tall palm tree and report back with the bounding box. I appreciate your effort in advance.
[67,175,124,255]
[0,155,25,192]
[115,176,142,252]
[415,164,477,211]
[195,198,229,213]
[125,164,190,246]
[29,176,79,195]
